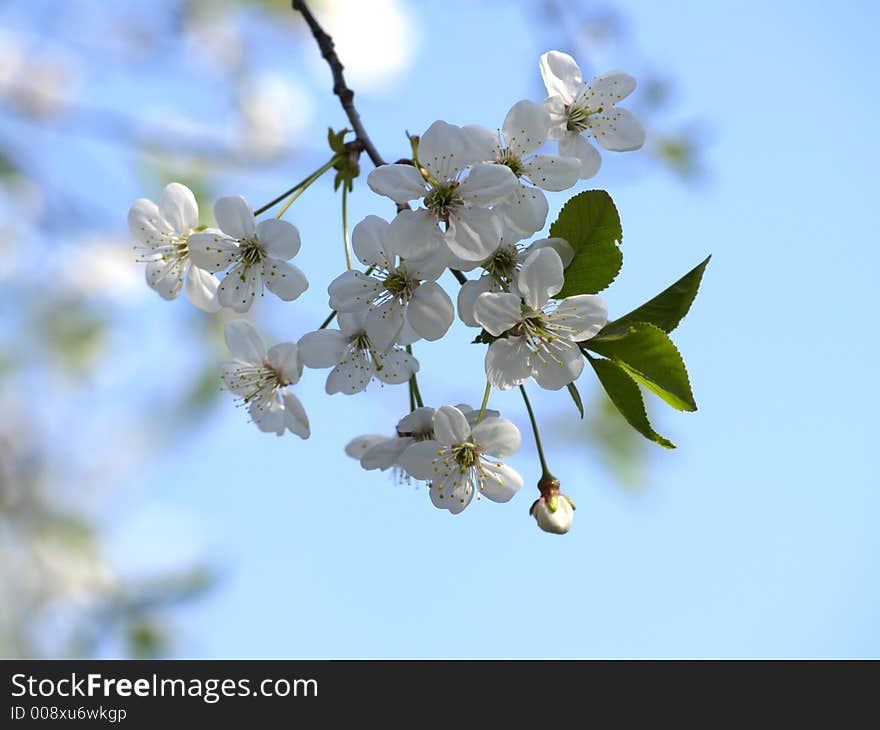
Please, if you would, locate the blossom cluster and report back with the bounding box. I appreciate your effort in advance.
[130,51,647,534]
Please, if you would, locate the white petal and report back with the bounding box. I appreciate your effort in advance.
[540,50,584,104]
[365,298,405,352]
[264,258,308,301]
[405,246,449,282]
[517,247,564,310]
[485,337,532,390]
[494,184,548,238]
[522,154,581,192]
[430,472,474,514]
[502,99,550,157]
[128,198,169,246]
[337,310,367,337]
[257,218,301,260]
[366,163,427,204]
[298,329,348,368]
[462,124,501,162]
[474,291,522,336]
[351,215,394,269]
[158,183,199,234]
[446,207,502,263]
[529,344,584,390]
[224,319,266,363]
[550,294,608,340]
[328,270,382,312]
[187,232,239,273]
[544,95,569,140]
[472,417,522,459]
[221,360,257,396]
[214,195,256,239]
[326,350,372,394]
[386,208,445,261]
[145,258,186,300]
[398,440,444,480]
[478,460,523,503]
[558,132,602,179]
[395,316,422,346]
[282,390,310,438]
[457,276,497,327]
[397,406,435,435]
[417,120,473,181]
[184,264,221,312]
[346,434,389,461]
[363,436,414,471]
[532,495,575,534]
[374,348,419,385]
[527,237,574,268]
[591,107,645,152]
[457,163,519,207]
[433,405,471,446]
[583,70,638,106]
[218,262,260,313]
[268,341,303,384]
[251,393,285,435]
[407,281,453,341]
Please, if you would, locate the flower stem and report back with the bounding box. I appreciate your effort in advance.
[518,384,553,480]
[342,183,353,269]
[406,345,424,410]
[476,380,491,424]
[253,155,341,217]
[318,311,337,330]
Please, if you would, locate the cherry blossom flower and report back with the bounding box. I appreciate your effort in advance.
[530,493,576,534]
[540,50,645,179]
[128,182,221,312]
[366,120,519,263]
[474,247,607,390]
[399,405,523,514]
[327,215,453,351]
[220,320,309,438]
[465,100,581,238]
[188,195,308,313]
[298,311,419,395]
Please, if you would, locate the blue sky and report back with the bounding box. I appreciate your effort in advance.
[88,0,880,657]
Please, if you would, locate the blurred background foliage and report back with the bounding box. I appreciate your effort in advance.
[0,0,702,657]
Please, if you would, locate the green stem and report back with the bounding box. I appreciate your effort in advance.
[406,345,424,410]
[342,183,353,269]
[476,380,491,424]
[253,155,341,217]
[518,384,553,479]
[318,311,337,330]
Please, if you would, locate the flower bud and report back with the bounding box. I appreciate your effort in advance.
[530,493,576,535]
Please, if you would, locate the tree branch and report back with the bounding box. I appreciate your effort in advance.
[292,0,386,168]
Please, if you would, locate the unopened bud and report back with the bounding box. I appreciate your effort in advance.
[530,493,576,535]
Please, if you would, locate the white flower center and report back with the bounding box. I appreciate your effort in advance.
[566,101,603,133]
[225,360,288,412]
[424,181,463,222]
[516,307,579,364]
[429,442,506,506]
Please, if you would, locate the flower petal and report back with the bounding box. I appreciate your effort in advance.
[478,460,523,503]
[145,258,186,300]
[457,276,497,327]
[346,435,389,461]
[398,439,444,480]
[462,124,500,163]
[407,281,453,341]
[591,107,646,152]
[550,294,608,341]
[366,163,427,204]
[433,405,471,446]
[298,329,348,368]
[363,436,414,470]
[540,50,583,104]
[457,163,519,207]
[158,183,199,234]
[386,208,445,261]
[518,247,564,310]
[502,99,550,157]
[224,319,266,363]
[529,344,584,390]
[522,154,581,192]
[418,120,474,181]
[282,390,310,438]
[187,231,239,273]
[472,417,522,459]
[268,341,303,384]
[326,350,372,394]
[250,393,285,435]
[485,337,532,390]
[583,70,637,106]
[397,406,435,435]
[257,218,301,260]
[328,270,382,312]
[374,348,419,385]
[218,262,260,313]
[474,291,522,336]
[446,207,502,262]
[365,298,405,352]
[264,258,308,301]
[184,264,221,312]
[558,132,602,179]
[493,184,548,238]
[214,195,256,239]
[351,215,393,269]
[526,237,574,268]
[431,473,474,514]
[128,197,168,246]
[337,310,367,337]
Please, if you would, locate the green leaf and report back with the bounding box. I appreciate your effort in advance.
[587,356,675,449]
[566,382,584,419]
[549,190,623,297]
[585,322,697,412]
[601,255,711,337]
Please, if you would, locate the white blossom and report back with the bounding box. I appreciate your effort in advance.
[465,100,581,238]
[367,120,519,263]
[530,494,576,534]
[540,50,645,179]
[298,311,419,395]
[128,183,221,312]
[474,247,607,390]
[399,405,523,514]
[189,196,308,313]
[221,320,309,438]
[327,215,453,350]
